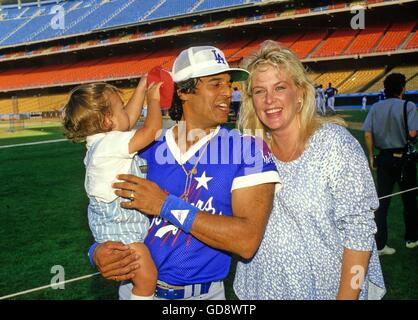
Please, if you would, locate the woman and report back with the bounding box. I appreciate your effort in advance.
[234,40,386,300]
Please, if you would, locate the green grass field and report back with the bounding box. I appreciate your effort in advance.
[0,113,417,300]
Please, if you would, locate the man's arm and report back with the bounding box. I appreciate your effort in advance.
[114,175,275,260]
[190,183,274,259]
[364,131,376,169]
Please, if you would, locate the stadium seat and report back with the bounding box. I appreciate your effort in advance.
[375,21,416,52]
[312,28,359,58]
[99,0,158,29]
[338,68,385,93]
[0,48,181,91]
[404,30,418,50]
[366,65,418,92]
[345,25,387,55]
[289,31,328,59]
[406,74,418,91]
[195,0,250,13]
[0,0,264,47]
[147,0,196,20]
[217,39,254,58]
[313,70,355,90]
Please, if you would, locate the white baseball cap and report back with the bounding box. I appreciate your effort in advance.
[172,46,249,83]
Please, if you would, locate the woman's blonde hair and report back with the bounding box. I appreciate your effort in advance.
[62,83,121,142]
[237,40,345,146]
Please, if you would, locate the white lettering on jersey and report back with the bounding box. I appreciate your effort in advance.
[193,197,222,215]
[155,225,179,238]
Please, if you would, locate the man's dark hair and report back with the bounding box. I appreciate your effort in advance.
[169,78,200,121]
[384,73,406,98]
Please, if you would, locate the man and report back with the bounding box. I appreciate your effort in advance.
[325,82,338,114]
[89,46,280,300]
[363,73,418,256]
[315,84,326,115]
[361,96,367,111]
[231,86,242,119]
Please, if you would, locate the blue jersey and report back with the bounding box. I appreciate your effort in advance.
[139,125,280,285]
[325,87,337,98]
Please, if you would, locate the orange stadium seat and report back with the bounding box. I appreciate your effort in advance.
[229,37,273,60]
[345,25,387,54]
[404,30,418,49]
[0,49,181,91]
[375,21,416,52]
[230,32,304,61]
[289,31,327,59]
[217,39,254,59]
[312,28,359,58]
[276,32,305,49]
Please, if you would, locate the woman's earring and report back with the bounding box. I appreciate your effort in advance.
[298,99,303,112]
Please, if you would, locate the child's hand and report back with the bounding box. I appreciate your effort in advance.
[147,81,163,105]
[138,75,148,90]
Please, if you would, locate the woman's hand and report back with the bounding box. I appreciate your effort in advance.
[93,241,140,282]
[113,174,168,216]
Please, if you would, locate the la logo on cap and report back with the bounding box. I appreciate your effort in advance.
[211,49,226,65]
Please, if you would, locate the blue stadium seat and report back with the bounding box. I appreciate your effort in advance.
[99,0,159,29]
[0,0,264,47]
[195,0,247,12]
[29,9,85,42]
[60,1,120,36]
[147,0,197,20]
[0,18,23,45]
[1,15,52,46]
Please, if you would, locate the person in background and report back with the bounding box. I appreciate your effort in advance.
[325,82,338,114]
[315,84,326,115]
[231,86,242,120]
[363,73,418,256]
[362,96,367,111]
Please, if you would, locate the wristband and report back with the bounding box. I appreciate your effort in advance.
[88,242,100,269]
[160,195,199,233]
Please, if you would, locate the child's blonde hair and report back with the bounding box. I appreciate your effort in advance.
[63,82,122,142]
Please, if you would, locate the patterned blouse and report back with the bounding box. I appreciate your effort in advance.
[234,123,386,300]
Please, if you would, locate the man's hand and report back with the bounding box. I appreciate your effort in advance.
[113,174,168,216]
[93,241,140,282]
[369,155,377,170]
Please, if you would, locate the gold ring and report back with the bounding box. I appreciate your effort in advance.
[130,192,135,200]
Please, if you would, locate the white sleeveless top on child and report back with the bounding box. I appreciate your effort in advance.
[84,131,149,244]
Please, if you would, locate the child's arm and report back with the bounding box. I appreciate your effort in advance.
[126,76,147,130]
[128,82,163,154]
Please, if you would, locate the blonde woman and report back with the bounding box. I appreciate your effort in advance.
[235,40,386,300]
